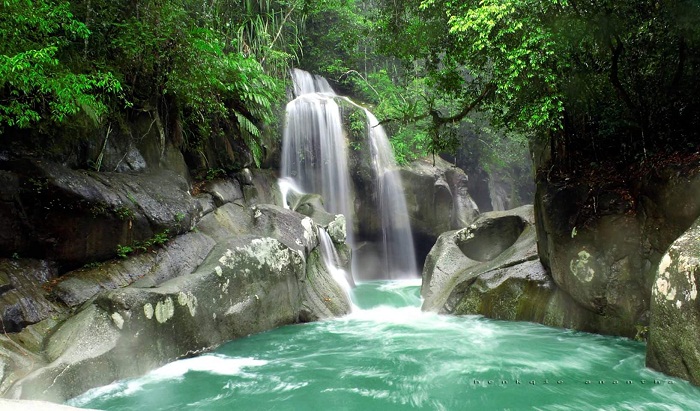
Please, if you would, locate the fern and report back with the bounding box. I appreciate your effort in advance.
[236,111,263,167]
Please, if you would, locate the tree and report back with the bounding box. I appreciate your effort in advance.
[0,0,121,133]
[372,0,700,167]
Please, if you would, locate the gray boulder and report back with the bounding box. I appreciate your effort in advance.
[400,156,480,263]
[9,233,350,402]
[647,216,700,385]
[0,171,354,402]
[51,232,216,307]
[0,259,60,332]
[534,168,700,337]
[421,205,599,330]
[200,178,244,207]
[0,160,199,265]
[422,205,538,312]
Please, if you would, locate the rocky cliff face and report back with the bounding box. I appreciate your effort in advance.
[530,147,700,385]
[534,166,700,338]
[421,149,700,386]
[0,158,352,402]
[399,156,480,264]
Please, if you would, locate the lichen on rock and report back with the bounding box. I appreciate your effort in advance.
[569,250,595,283]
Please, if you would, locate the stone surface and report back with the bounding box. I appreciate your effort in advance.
[0,259,60,332]
[299,248,352,322]
[253,204,320,254]
[422,205,537,312]
[285,192,336,227]
[399,156,480,264]
[8,234,322,401]
[1,178,354,402]
[0,160,199,265]
[647,216,700,385]
[422,205,600,331]
[534,168,700,337]
[241,169,283,206]
[51,233,216,307]
[202,179,244,207]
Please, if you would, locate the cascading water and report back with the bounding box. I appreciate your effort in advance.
[317,227,355,292]
[281,69,417,279]
[365,111,417,278]
[281,70,353,224]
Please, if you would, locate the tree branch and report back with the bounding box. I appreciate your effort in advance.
[376,83,496,128]
[434,83,496,125]
[260,4,296,65]
[608,35,639,121]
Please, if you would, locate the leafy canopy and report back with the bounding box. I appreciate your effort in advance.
[0,0,121,132]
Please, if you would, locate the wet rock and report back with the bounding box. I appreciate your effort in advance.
[5,195,353,402]
[534,168,700,337]
[0,335,44,396]
[253,204,319,254]
[241,169,282,206]
[9,235,306,402]
[399,156,480,264]
[285,192,336,227]
[299,248,352,322]
[195,203,256,242]
[0,160,199,265]
[201,179,243,207]
[647,216,700,385]
[422,205,537,312]
[51,232,216,307]
[423,205,613,331]
[327,214,347,244]
[0,259,60,333]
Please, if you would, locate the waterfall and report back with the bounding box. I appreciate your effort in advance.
[317,227,355,297]
[365,111,418,278]
[281,69,417,279]
[281,71,354,235]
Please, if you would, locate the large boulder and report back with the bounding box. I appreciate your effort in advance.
[422,205,538,312]
[7,228,351,402]
[355,155,479,266]
[421,205,600,330]
[647,216,700,385]
[400,157,479,247]
[49,232,216,308]
[535,167,700,337]
[9,235,306,401]
[0,260,60,333]
[0,171,354,402]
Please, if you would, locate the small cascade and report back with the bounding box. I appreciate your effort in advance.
[317,228,355,300]
[290,68,334,96]
[365,111,418,278]
[281,69,418,280]
[278,177,303,210]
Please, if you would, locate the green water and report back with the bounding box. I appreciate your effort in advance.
[69,280,700,410]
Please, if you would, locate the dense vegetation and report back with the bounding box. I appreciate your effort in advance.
[1,0,303,169]
[302,0,699,173]
[2,0,698,177]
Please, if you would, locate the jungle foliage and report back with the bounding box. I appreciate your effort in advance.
[2,0,698,173]
[0,0,308,167]
[398,0,698,168]
[301,0,700,171]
